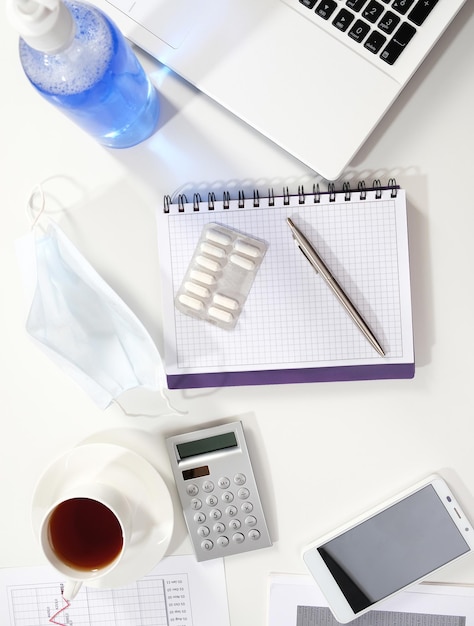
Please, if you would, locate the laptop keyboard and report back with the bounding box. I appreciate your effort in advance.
[297,0,439,65]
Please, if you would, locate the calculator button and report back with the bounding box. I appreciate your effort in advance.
[232,532,245,544]
[202,480,214,493]
[218,477,230,489]
[213,522,226,533]
[248,529,261,541]
[221,491,234,503]
[209,508,222,520]
[197,525,210,537]
[237,487,250,499]
[190,498,202,510]
[233,473,246,485]
[229,518,241,530]
[241,502,253,514]
[226,505,238,517]
[201,539,214,551]
[217,536,229,547]
[186,484,199,496]
[206,495,218,506]
[194,512,206,523]
[245,515,257,527]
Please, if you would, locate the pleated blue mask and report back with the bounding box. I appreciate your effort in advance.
[17,218,169,410]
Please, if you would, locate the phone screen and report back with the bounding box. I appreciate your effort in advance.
[317,485,470,613]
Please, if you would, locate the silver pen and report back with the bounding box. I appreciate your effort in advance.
[287,217,385,357]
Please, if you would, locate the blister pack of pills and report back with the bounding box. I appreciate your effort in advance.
[175,224,268,329]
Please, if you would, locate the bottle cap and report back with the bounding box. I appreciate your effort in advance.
[7,0,75,53]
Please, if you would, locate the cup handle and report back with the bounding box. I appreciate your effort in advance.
[63,579,83,602]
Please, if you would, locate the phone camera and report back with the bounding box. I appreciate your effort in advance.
[446,496,452,502]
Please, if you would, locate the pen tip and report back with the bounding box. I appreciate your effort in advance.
[375,344,385,357]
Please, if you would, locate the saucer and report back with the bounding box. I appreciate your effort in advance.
[32,443,174,588]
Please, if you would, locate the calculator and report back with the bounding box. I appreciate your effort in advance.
[166,421,272,561]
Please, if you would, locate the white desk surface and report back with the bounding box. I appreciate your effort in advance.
[2,4,474,625]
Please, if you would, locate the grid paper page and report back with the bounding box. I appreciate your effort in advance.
[0,557,229,626]
[157,187,413,384]
[9,576,182,626]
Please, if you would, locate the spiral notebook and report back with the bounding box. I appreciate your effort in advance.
[156,180,414,389]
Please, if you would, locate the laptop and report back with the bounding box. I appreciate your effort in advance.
[90,0,467,180]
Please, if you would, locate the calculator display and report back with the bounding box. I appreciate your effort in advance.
[176,432,238,460]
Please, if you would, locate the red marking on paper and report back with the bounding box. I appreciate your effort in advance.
[49,596,71,626]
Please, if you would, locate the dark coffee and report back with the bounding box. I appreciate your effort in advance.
[48,498,123,571]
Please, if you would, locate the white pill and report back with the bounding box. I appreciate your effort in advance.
[196,255,221,272]
[213,293,239,310]
[234,240,260,258]
[208,306,234,324]
[200,242,226,258]
[190,270,216,285]
[230,254,255,271]
[206,228,232,246]
[179,294,204,311]
[185,281,210,298]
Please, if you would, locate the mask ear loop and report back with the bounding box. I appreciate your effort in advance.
[26,181,48,232]
[113,394,188,418]
[114,362,188,418]
[113,390,188,418]
[114,353,189,417]
[26,174,86,232]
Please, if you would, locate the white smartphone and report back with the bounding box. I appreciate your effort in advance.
[303,474,474,623]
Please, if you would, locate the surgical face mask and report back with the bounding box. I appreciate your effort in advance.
[16,180,181,413]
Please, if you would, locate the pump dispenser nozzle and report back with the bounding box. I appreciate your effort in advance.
[7,0,159,146]
[7,0,75,52]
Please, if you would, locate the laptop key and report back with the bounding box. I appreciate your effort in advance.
[391,0,415,16]
[364,30,386,53]
[346,0,367,10]
[408,0,439,26]
[315,0,338,19]
[348,18,371,41]
[378,10,400,33]
[380,21,416,64]
[299,0,317,8]
[362,1,385,23]
[333,8,355,31]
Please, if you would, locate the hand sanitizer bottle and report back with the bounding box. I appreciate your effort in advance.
[7,0,159,147]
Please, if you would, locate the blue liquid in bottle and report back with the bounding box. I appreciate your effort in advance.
[18,0,159,147]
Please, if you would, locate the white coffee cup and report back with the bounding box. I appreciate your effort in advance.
[39,482,132,601]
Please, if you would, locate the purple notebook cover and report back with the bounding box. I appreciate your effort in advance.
[167,362,415,389]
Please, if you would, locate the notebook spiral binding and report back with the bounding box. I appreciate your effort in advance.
[163,178,399,213]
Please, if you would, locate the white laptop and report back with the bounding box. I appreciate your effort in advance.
[90,0,466,180]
